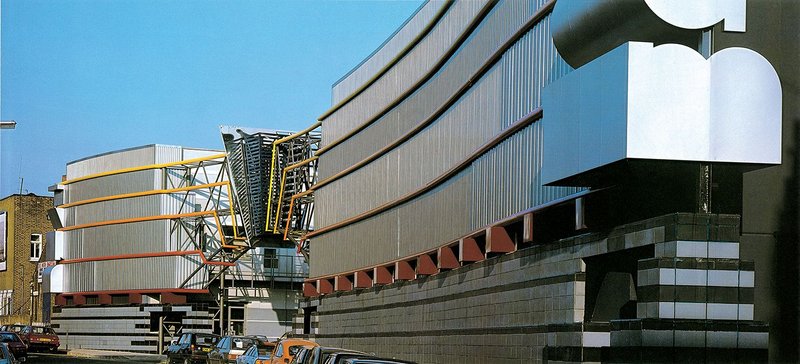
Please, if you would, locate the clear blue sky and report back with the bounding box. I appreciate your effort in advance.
[1,0,423,197]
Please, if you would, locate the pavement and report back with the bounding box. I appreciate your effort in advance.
[67,348,166,362]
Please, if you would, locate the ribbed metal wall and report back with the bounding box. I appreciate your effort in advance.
[64,170,161,204]
[316,67,502,228]
[311,211,399,277]
[65,193,195,227]
[64,221,171,260]
[321,0,489,148]
[62,256,201,292]
[317,3,566,228]
[65,145,156,180]
[60,146,214,292]
[331,0,449,104]
[397,171,471,257]
[471,123,581,228]
[319,0,545,180]
[311,1,580,278]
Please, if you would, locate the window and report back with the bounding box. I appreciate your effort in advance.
[85,295,99,304]
[0,291,11,316]
[263,248,278,269]
[30,234,42,261]
[111,295,129,304]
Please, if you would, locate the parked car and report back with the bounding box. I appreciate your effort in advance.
[271,338,318,364]
[289,347,311,364]
[340,358,416,364]
[165,332,219,364]
[0,332,26,362]
[295,347,372,364]
[236,340,276,364]
[321,351,376,364]
[0,327,22,335]
[0,343,19,364]
[16,326,58,353]
[207,336,258,364]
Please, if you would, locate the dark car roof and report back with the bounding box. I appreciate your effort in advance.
[0,332,21,341]
[343,359,416,364]
[319,347,367,354]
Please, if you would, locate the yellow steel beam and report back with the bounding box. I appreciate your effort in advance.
[225,182,240,239]
[266,144,279,231]
[60,181,230,208]
[62,153,227,185]
[59,210,216,231]
[275,121,322,144]
[283,189,315,241]
[265,122,321,232]
[272,156,318,233]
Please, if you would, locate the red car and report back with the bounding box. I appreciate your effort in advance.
[0,331,27,361]
[17,326,59,353]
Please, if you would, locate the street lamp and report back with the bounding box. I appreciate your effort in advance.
[0,120,16,129]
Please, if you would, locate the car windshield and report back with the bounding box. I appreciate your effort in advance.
[256,343,274,356]
[231,337,254,349]
[31,327,54,335]
[0,334,18,343]
[197,335,217,345]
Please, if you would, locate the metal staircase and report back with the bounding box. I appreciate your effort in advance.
[223,130,276,240]
[220,125,320,253]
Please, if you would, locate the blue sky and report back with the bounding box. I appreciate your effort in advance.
[0,0,423,197]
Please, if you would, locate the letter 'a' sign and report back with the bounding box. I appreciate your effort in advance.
[542,0,781,185]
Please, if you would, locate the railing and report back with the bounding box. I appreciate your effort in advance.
[232,251,309,281]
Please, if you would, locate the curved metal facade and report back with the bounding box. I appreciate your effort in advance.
[330,0,450,105]
[53,145,223,292]
[313,0,583,278]
[320,0,490,148]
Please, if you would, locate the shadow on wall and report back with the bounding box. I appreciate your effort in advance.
[774,117,800,362]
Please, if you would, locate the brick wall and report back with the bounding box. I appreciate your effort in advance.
[0,194,54,325]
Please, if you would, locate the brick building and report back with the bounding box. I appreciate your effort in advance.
[0,193,54,325]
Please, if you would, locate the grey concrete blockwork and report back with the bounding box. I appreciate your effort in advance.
[303,213,768,363]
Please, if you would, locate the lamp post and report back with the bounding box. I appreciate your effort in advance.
[1,121,17,196]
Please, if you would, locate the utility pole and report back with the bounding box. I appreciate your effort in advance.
[29,280,34,325]
[219,274,225,335]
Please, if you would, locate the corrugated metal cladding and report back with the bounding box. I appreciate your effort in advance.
[311,211,399,277]
[64,170,160,204]
[64,221,172,260]
[316,67,502,228]
[65,193,195,227]
[331,0,449,104]
[321,0,489,148]
[59,145,221,293]
[65,145,157,180]
[317,10,568,228]
[311,2,580,277]
[319,0,549,180]
[63,256,201,292]
[471,123,582,228]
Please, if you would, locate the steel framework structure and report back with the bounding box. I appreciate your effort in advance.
[57,153,248,291]
[221,125,321,261]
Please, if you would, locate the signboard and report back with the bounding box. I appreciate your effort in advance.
[0,212,6,272]
[38,261,56,283]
